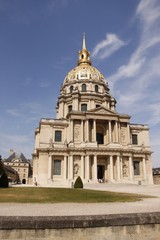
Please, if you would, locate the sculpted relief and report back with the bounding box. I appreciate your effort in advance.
[74,158,81,178]
[123,159,129,177]
[120,126,127,143]
[74,122,81,141]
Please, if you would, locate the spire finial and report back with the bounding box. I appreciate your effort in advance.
[82,32,86,50]
[78,33,91,66]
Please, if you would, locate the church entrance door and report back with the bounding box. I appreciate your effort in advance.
[22,179,26,184]
[97,165,105,181]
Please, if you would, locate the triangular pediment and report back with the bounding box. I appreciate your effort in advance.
[88,106,118,116]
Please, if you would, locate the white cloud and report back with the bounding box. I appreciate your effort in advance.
[136,0,160,32]
[39,82,50,88]
[91,33,127,59]
[109,0,160,94]
[106,0,160,167]
[6,108,22,117]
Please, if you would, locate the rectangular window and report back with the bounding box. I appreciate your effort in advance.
[132,134,138,145]
[68,105,72,112]
[54,160,61,175]
[134,161,140,175]
[55,131,62,142]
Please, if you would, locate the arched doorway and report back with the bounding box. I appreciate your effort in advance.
[22,179,26,184]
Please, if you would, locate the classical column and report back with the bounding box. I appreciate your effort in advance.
[81,120,84,142]
[118,122,121,143]
[93,119,96,142]
[63,156,67,180]
[109,155,113,180]
[115,121,118,142]
[74,98,78,111]
[143,157,147,180]
[48,155,52,180]
[93,155,97,181]
[81,155,84,179]
[86,119,89,142]
[120,156,123,179]
[116,155,120,181]
[85,155,90,180]
[127,123,130,144]
[70,119,73,142]
[129,156,133,180]
[69,155,73,180]
[109,120,112,143]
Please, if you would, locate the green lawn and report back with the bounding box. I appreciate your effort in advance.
[0,187,147,203]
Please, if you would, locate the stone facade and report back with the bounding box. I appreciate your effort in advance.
[33,35,153,186]
[4,150,32,184]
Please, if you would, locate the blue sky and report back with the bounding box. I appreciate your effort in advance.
[0,0,159,167]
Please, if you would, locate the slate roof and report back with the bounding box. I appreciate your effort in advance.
[4,152,29,163]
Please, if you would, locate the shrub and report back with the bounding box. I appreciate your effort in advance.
[0,173,8,188]
[0,157,9,188]
[74,176,83,188]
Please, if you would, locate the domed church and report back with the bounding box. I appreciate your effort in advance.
[33,35,153,186]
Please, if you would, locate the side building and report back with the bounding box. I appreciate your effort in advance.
[33,35,153,186]
[3,150,32,184]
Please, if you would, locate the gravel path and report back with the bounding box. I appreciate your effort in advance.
[0,183,159,216]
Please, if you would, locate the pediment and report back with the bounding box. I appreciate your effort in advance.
[88,106,118,116]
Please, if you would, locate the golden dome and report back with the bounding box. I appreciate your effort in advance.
[63,34,106,85]
[64,64,105,85]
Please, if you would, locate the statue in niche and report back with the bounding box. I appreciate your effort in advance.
[123,162,128,177]
[49,138,54,148]
[74,163,80,175]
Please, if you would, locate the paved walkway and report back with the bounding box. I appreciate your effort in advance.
[0,183,159,216]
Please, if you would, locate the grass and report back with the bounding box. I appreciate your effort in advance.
[0,187,148,203]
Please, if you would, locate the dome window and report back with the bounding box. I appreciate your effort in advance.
[95,85,99,93]
[70,85,73,93]
[81,84,87,92]
[81,104,87,112]
[68,105,72,113]
[96,104,100,108]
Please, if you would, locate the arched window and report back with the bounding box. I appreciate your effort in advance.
[70,85,73,93]
[95,85,99,93]
[55,131,62,142]
[81,104,87,111]
[81,84,87,92]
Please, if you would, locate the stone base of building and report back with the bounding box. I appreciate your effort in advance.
[34,178,153,188]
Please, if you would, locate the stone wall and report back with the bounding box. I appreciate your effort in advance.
[0,213,160,240]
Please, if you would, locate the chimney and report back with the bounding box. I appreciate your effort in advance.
[9,149,14,155]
